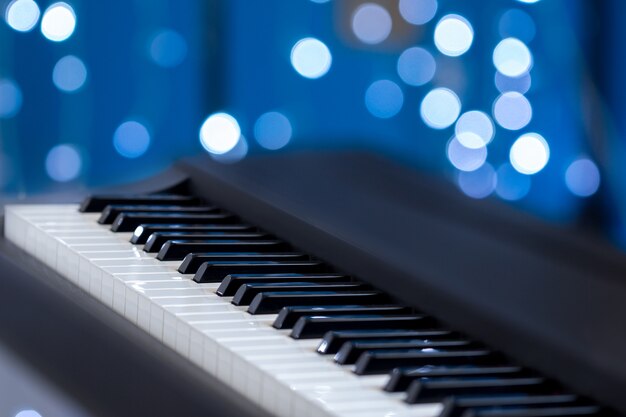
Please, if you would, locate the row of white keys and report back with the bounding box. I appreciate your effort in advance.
[4,205,442,417]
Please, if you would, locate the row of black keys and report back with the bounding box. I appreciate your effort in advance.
[80,194,608,417]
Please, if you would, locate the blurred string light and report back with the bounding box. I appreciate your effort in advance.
[290,37,332,79]
[52,55,87,93]
[254,111,292,150]
[496,163,531,200]
[455,110,494,148]
[149,29,187,68]
[434,14,473,57]
[397,47,436,86]
[517,0,541,3]
[510,133,549,175]
[0,79,22,118]
[499,9,535,43]
[40,2,75,42]
[15,411,42,417]
[447,136,487,171]
[351,3,392,45]
[398,0,437,25]
[45,144,81,182]
[493,92,532,130]
[420,87,461,129]
[457,163,496,199]
[199,112,241,155]
[5,0,40,32]
[495,71,531,94]
[565,158,601,197]
[493,37,532,77]
[210,135,248,164]
[113,121,151,158]
[365,79,403,118]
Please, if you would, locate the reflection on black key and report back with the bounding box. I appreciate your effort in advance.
[273,305,411,329]
[217,274,348,296]
[335,339,473,365]
[80,194,200,212]
[180,254,310,275]
[354,349,496,375]
[441,394,581,417]
[144,232,269,252]
[317,329,453,355]
[385,365,524,392]
[112,213,237,232]
[157,240,289,261]
[248,291,390,314]
[458,405,601,417]
[130,224,255,244]
[406,377,551,404]
[232,282,368,306]
[194,261,330,283]
[291,315,436,339]
[99,205,219,224]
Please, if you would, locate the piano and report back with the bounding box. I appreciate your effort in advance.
[1,151,624,417]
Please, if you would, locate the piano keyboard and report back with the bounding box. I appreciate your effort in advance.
[3,194,607,417]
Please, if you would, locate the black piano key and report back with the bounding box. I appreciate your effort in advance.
[440,394,583,417]
[130,224,255,244]
[406,377,552,404]
[112,213,237,232]
[99,205,219,224]
[317,329,454,354]
[80,194,200,212]
[459,405,602,417]
[335,338,474,365]
[273,305,412,329]
[216,274,349,296]
[385,365,524,392]
[354,349,497,375]
[248,291,390,314]
[144,232,269,252]
[157,240,289,261]
[193,261,330,283]
[291,315,437,340]
[232,282,369,306]
[180,254,310,274]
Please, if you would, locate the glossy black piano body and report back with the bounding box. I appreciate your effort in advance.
[1,151,625,415]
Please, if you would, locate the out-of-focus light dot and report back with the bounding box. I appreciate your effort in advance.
[310,0,330,3]
[447,137,487,172]
[254,112,292,150]
[290,37,332,79]
[457,163,496,199]
[351,3,392,45]
[499,9,535,43]
[40,2,75,42]
[15,410,42,417]
[45,144,81,182]
[510,132,549,175]
[565,158,601,197]
[517,0,540,3]
[495,162,531,200]
[493,38,532,78]
[0,79,22,118]
[398,0,437,25]
[397,47,436,87]
[210,135,248,164]
[434,14,473,57]
[113,121,151,158]
[420,87,461,129]
[495,71,531,94]
[365,79,404,119]
[199,112,241,155]
[5,0,40,32]
[493,92,532,130]
[52,55,87,93]
[455,110,494,149]
[149,29,187,68]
